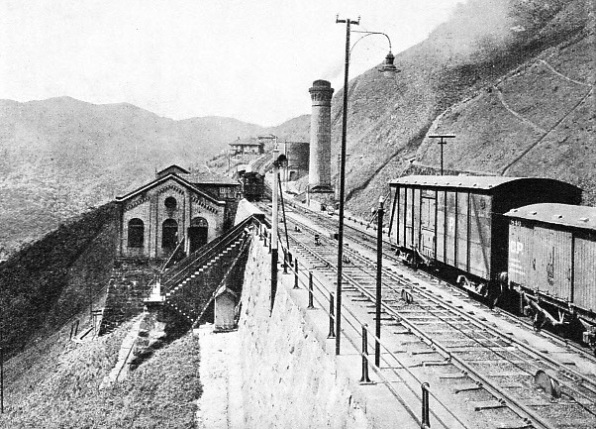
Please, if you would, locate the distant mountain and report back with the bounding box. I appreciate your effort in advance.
[0,97,266,252]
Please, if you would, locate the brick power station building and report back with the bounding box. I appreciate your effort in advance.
[115,165,241,259]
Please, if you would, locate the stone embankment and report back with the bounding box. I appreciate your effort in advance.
[196,228,410,428]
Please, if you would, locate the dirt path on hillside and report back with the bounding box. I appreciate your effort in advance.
[195,326,244,429]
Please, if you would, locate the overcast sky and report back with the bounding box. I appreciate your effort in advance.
[0,0,463,127]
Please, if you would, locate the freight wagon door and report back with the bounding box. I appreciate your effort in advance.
[532,226,572,300]
[420,192,436,259]
[508,220,531,287]
[573,232,596,311]
[404,187,414,248]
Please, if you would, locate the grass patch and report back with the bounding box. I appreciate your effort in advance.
[3,323,202,429]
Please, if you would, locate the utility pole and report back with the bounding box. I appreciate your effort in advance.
[429,135,455,175]
[1,285,4,414]
[271,146,279,313]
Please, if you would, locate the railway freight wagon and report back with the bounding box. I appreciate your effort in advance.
[240,172,265,201]
[389,176,581,304]
[505,203,596,350]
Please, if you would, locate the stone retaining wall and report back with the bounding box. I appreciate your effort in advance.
[238,233,371,428]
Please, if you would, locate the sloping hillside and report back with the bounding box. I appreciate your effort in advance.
[1,0,594,252]
[332,0,595,214]
[0,97,265,253]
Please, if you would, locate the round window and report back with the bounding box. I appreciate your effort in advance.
[165,196,177,209]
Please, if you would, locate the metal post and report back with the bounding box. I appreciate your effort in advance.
[293,256,299,289]
[308,271,314,309]
[360,324,372,384]
[429,135,455,176]
[422,382,431,428]
[89,275,93,329]
[0,340,3,414]
[375,197,385,367]
[0,282,4,414]
[271,148,279,313]
[328,293,336,339]
[335,15,359,356]
[0,315,3,414]
[283,249,288,274]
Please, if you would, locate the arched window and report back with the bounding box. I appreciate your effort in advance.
[128,218,144,248]
[189,217,209,253]
[165,196,177,210]
[191,217,209,228]
[162,218,178,249]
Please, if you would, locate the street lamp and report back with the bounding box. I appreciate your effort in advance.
[335,16,398,355]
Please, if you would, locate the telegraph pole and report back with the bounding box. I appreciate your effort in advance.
[271,146,279,313]
[429,135,455,175]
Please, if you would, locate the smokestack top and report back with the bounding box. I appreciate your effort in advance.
[311,79,331,88]
[309,79,334,106]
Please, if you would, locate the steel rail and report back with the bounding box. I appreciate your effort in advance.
[276,210,593,428]
[278,223,471,428]
[283,202,596,392]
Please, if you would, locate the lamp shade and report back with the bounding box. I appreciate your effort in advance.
[380,51,398,78]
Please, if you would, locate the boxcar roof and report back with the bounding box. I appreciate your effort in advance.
[505,203,596,230]
[389,175,570,191]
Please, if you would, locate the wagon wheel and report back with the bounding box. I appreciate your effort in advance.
[405,253,419,270]
[487,282,503,310]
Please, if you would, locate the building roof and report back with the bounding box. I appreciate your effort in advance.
[229,137,264,147]
[505,203,596,231]
[156,164,190,178]
[187,171,240,186]
[116,171,224,205]
[389,175,572,191]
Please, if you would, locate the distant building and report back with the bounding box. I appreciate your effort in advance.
[115,165,240,259]
[229,137,265,155]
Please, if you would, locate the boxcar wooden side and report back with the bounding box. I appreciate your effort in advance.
[389,176,582,299]
[506,204,596,315]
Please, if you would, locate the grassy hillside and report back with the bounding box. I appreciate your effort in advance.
[3,320,201,428]
[0,203,118,357]
[331,0,594,215]
[0,97,265,254]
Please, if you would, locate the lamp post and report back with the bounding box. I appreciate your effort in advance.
[335,16,398,355]
[1,282,4,414]
[375,196,384,367]
[271,145,279,313]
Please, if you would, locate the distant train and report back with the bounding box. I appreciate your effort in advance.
[388,175,596,352]
[239,171,266,201]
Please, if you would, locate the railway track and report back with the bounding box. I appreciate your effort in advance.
[282,200,596,363]
[259,201,596,429]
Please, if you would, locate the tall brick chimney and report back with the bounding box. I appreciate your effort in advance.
[308,80,334,192]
